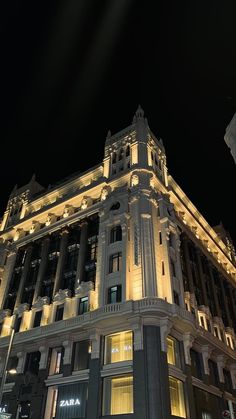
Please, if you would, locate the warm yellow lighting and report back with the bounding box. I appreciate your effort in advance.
[104,331,133,364]
[8,368,17,375]
[169,376,186,418]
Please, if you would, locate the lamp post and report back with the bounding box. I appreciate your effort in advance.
[0,313,17,409]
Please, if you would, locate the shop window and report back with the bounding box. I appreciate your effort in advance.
[55,304,64,322]
[108,285,121,304]
[110,226,122,244]
[73,340,90,371]
[104,331,133,364]
[169,376,186,418]
[78,296,88,315]
[109,252,122,273]
[24,351,40,375]
[167,336,180,368]
[6,356,18,382]
[103,375,133,415]
[49,348,63,375]
[50,388,58,419]
[33,310,42,328]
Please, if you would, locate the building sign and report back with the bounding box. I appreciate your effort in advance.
[60,399,80,407]
[0,407,7,413]
[56,383,87,419]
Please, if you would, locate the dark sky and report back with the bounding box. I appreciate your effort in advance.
[1,0,236,243]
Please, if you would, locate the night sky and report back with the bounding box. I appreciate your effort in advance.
[1,1,236,243]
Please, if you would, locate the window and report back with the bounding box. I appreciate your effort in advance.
[223,369,232,393]
[108,285,121,304]
[126,145,130,156]
[33,310,42,328]
[110,226,122,244]
[208,359,219,387]
[213,326,222,340]
[162,261,165,275]
[110,202,120,211]
[55,304,64,322]
[167,336,180,367]
[78,296,88,315]
[51,388,58,419]
[190,349,202,380]
[109,252,122,273]
[88,236,98,261]
[14,316,22,333]
[173,291,179,305]
[105,331,133,364]
[73,340,90,371]
[112,152,117,164]
[103,375,133,415]
[171,260,176,277]
[169,376,186,418]
[159,231,162,245]
[49,348,63,375]
[24,351,40,375]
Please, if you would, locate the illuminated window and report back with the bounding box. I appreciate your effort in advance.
[51,388,58,418]
[169,376,186,418]
[109,252,122,273]
[49,348,63,375]
[78,296,88,315]
[105,331,133,364]
[103,375,133,415]
[167,336,180,367]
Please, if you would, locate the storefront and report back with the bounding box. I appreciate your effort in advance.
[45,382,88,419]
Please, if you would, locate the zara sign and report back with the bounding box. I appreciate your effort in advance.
[60,399,80,407]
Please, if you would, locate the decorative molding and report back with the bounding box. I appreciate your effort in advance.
[14,303,29,315]
[0,309,11,322]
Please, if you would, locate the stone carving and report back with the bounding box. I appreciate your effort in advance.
[45,213,57,226]
[100,186,111,201]
[13,228,25,242]
[53,289,71,302]
[75,281,94,297]
[81,196,93,210]
[131,174,139,187]
[63,205,74,218]
[0,309,11,322]
[29,221,41,234]
[32,296,50,309]
[224,113,236,163]
[14,303,29,315]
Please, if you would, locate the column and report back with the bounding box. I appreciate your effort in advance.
[195,249,208,306]
[33,237,50,303]
[87,331,101,419]
[208,263,221,317]
[76,220,88,284]
[182,236,194,293]
[14,245,33,309]
[0,248,17,310]
[53,229,69,295]
[219,274,232,327]
[143,326,171,419]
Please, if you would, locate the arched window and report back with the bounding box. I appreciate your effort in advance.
[110,202,120,211]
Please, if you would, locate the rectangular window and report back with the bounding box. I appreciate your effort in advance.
[73,340,90,371]
[190,349,203,380]
[159,231,162,245]
[33,310,42,328]
[24,351,40,375]
[104,331,133,364]
[49,347,63,375]
[109,252,122,273]
[171,260,176,277]
[51,388,58,418]
[55,304,64,322]
[103,375,133,415]
[110,226,122,243]
[173,291,180,305]
[78,296,88,315]
[108,285,122,304]
[162,261,165,275]
[169,376,186,418]
[167,336,180,368]
[15,316,22,333]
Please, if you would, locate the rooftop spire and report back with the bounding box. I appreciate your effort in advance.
[132,105,145,124]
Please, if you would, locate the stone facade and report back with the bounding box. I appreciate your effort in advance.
[0,107,235,418]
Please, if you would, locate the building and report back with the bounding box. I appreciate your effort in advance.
[0,106,236,419]
[224,113,236,164]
